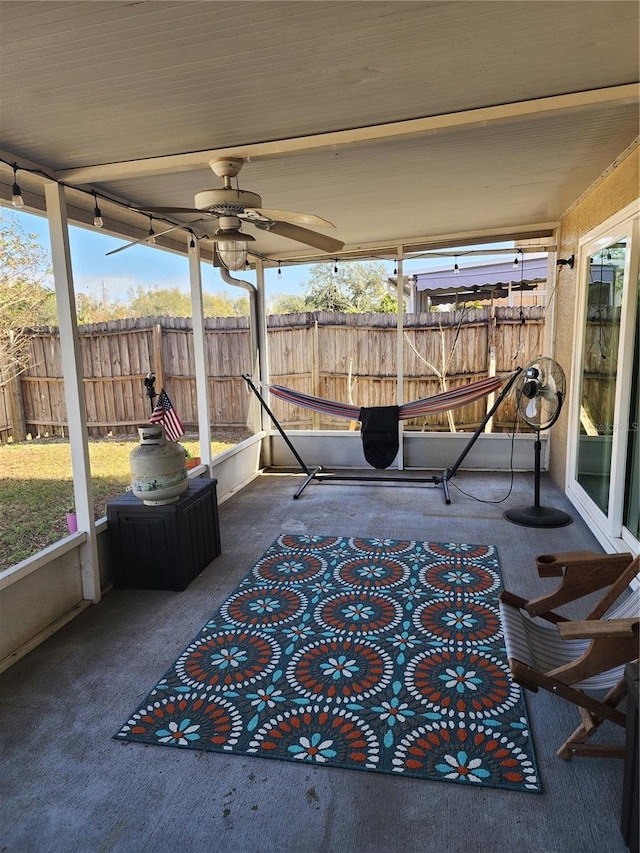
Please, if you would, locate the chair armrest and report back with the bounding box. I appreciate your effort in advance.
[535,551,600,577]
[525,552,634,617]
[558,618,639,640]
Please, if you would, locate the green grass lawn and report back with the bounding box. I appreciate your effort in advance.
[0,435,238,571]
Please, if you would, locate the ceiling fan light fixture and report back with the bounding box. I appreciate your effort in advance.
[214,227,254,243]
[217,241,249,271]
[213,216,255,269]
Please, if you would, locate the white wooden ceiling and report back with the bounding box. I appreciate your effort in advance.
[1,0,638,265]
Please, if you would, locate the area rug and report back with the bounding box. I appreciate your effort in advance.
[115,535,541,792]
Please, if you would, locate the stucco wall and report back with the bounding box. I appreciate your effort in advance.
[550,146,639,488]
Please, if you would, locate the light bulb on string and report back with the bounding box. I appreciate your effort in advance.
[11,164,24,208]
[277,261,282,278]
[453,256,459,275]
[147,216,156,245]
[92,192,103,228]
[513,253,520,269]
[188,232,196,253]
[334,259,339,274]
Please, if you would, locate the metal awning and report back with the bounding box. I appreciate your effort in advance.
[412,256,547,304]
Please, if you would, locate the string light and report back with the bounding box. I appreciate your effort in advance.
[454,255,459,275]
[2,157,197,254]
[188,231,196,253]
[277,261,282,278]
[513,251,520,269]
[11,163,24,208]
[92,191,103,228]
[334,259,339,274]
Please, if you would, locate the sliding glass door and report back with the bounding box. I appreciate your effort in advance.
[569,206,639,551]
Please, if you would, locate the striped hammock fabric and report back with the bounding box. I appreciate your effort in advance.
[266,373,508,421]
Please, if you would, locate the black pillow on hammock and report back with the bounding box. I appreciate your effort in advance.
[358,406,400,469]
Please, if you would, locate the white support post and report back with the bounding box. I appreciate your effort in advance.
[44,182,100,603]
[254,261,271,463]
[485,302,497,433]
[255,260,268,389]
[188,240,212,467]
[396,246,404,470]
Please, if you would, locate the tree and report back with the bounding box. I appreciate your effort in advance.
[0,212,56,386]
[268,293,308,315]
[303,261,390,312]
[377,292,400,313]
[271,261,392,314]
[128,285,192,317]
[75,292,130,325]
[203,292,249,317]
[126,285,248,318]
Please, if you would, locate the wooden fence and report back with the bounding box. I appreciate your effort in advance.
[0,307,548,442]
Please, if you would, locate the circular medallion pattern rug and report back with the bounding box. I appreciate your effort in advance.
[115,535,541,792]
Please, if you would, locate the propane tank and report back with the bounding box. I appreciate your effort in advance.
[129,424,188,505]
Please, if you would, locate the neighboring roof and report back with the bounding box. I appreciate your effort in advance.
[411,255,547,303]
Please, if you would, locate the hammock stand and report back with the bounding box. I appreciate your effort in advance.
[242,368,521,503]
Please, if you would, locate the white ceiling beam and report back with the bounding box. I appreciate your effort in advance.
[254,221,560,264]
[57,85,639,184]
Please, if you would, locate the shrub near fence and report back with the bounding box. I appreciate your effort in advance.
[0,308,547,442]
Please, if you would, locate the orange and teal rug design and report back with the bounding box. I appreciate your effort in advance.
[115,535,541,792]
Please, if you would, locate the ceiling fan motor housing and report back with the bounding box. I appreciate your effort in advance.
[194,187,262,214]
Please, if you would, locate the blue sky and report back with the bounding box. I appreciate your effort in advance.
[9,207,514,303]
[14,209,297,301]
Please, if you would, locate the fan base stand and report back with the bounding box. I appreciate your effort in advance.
[503,505,573,528]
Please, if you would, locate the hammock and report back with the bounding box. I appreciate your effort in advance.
[266,373,507,421]
[243,368,521,489]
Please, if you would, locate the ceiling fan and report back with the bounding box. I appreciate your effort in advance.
[106,158,344,267]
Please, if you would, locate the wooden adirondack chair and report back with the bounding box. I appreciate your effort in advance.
[499,551,639,760]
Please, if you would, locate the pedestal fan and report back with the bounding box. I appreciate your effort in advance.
[504,357,573,528]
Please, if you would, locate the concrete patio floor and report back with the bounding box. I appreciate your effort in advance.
[0,470,630,853]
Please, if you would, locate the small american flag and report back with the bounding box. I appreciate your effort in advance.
[149,389,185,442]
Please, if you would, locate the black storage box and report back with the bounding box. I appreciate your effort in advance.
[107,477,221,591]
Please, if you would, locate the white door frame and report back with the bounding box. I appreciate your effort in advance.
[565,200,639,555]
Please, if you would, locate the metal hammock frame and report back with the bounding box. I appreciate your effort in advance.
[242,369,521,502]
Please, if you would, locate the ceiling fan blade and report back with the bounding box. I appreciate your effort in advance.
[259,221,344,253]
[245,208,336,229]
[105,224,186,256]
